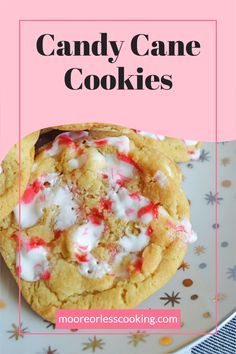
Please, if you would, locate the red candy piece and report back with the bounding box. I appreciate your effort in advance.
[22,180,43,204]
[116,176,131,186]
[33,180,43,193]
[89,208,104,225]
[95,139,108,147]
[69,184,78,193]
[76,146,84,156]
[166,220,176,229]
[187,150,195,155]
[131,128,140,133]
[102,173,109,179]
[77,245,88,251]
[146,226,153,236]
[175,225,186,233]
[39,194,46,202]
[16,265,21,275]
[41,270,51,280]
[116,153,141,171]
[46,143,53,151]
[152,204,159,218]
[101,198,112,212]
[166,220,186,233]
[133,258,143,272]
[54,230,63,240]
[11,233,19,241]
[75,253,89,263]
[27,237,46,250]
[137,202,159,219]
[129,192,141,201]
[76,130,87,136]
[58,134,73,146]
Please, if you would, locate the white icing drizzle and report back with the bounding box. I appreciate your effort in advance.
[45,185,77,230]
[90,136,130,153]
[179,218,198,243]
[108,187,154,224]
[76,130,89,138]
[68,153,87,170]
[112,252,137,278]
[71,221,110,279]
[158,206,169,217]
[68,149,105,171]
[118,227,149,253]
[14,173,77,229]
[40,172,59,185]
[31,163,37,172]
[136,131,201,160]
[184,140,201,160]
[89,149,106,167]
[47,131,86,157]
[79,253,111,278]
[102,154,134,187]
[47,134,64,157]
[167,217,197,243]
[16,244,49,282]
[68,158,81,169]
[14,197,43,229]
[188,148,201,161]
[71,221,104,253]
[156,135,166,141]
[112,226,150,275]
[155,170,168,188]
[165,165,174,177]
[183,140,198,146]
[136,130,165,141]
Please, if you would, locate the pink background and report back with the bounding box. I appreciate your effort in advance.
[0,0,236,162]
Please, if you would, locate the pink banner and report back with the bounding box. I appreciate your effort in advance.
[56,309,181,329]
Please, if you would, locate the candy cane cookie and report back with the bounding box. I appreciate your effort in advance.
[0,129,196,323]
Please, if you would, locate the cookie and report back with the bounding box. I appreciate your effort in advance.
[54,122,202,162]
[0,130,196,323]
[0,131,39,221]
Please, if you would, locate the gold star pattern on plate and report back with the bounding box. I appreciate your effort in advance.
[221,157,231,166]
[159,336,173,346]
[221,180,232,188]
[7,323,28,340]
[160,291,181,307]
[43,320,56,330]
[128,331,149,347]
[212,293,226,302]
[194,245,206,255]
[82,336,105,352]
[46,346,58,354]
[202,312,211,318]
[178,261,190,271]
[0,299,6,308]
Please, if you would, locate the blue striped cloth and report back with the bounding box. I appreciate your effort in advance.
[191,316,236,354]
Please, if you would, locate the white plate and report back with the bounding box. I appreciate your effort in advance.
[0,140,235,354]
